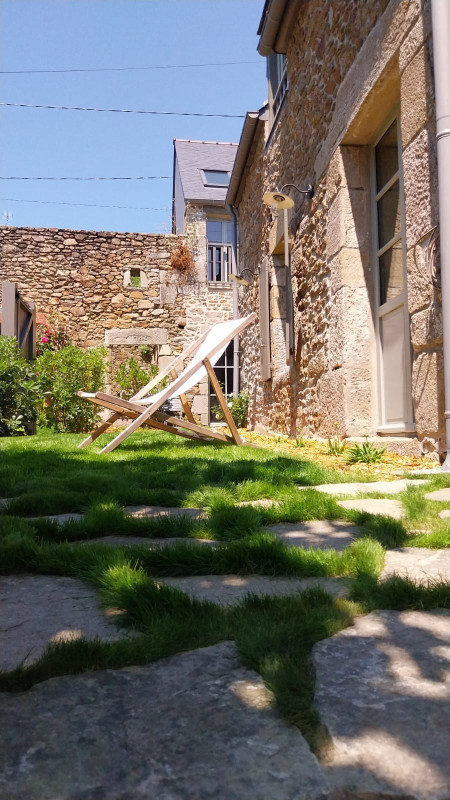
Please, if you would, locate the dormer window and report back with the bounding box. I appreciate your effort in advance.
[201,170,230,187]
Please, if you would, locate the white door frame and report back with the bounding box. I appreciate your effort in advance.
[369,112,415,432]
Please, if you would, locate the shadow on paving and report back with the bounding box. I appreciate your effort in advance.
[313,608,450,799]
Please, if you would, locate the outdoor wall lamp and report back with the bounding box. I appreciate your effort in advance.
[229,268,256,287]
[262,183,314,209]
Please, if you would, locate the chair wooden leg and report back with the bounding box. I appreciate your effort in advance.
[203,358,242,446]
[78,413,121,449]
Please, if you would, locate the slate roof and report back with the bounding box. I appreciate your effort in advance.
[174,139,238,204]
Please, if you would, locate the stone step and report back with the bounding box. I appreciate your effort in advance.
[124,505,205,519]
[78,535,221,548]
[13,506,205,526]
[303,478,425,496]
[424,488,450,502]
[381,547,450,584]
[236,498,279,508]
[159,574,349,605]
[0,642,330,800]
[313,610,450,799]
[0,575,132,673]
[264,519,361,551]
[338,498,404,518]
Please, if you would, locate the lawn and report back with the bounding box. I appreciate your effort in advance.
[1,428,449,752]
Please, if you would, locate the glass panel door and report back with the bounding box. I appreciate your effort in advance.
[372,117,413,430]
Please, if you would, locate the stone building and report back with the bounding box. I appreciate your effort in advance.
[227,0,445,459]
[172,138,240,413]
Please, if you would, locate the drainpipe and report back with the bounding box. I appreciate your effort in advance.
[228,204,240,396]
[431,0,450,470]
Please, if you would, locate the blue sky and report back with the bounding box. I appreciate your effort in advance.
[0,0,266,233]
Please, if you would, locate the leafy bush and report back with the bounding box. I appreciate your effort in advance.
[211,390,249,428]
[346,437,386,464]
[36,346,106,432]
[0,336,40,436]
[114,357,161,399]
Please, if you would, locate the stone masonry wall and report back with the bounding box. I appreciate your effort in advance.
[0,226,233,424]
[237,0,442,458]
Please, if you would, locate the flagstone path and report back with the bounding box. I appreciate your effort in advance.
[0,576,130,673]
[0,642,329,800]
[159,574,349,604]
[313,609,450,800]
[264,519,361,551]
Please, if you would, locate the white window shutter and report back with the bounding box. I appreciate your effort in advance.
[259,256,271,381]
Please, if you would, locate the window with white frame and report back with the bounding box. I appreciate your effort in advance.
[209,341,235,422]
[267,52,288,126]
[206,218,233,282]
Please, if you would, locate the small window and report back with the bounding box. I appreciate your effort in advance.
[130,268,141,288]
[202,170,230,187]
[123,267,148,290]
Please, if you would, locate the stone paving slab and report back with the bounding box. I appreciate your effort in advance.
[264,519,361,551]
[78,535,221,548]
[159,574,348,604]
[338,498,404,518]
[124,505,205,519]
[0,641,330,800]
[439,509,450,519]
[28,512,84,524]
[381,547,450,584]
[0,576,128,672]
[424,488,450,502]
[305,478,425,496]
[236,498,279,508]
[313,610,450,800]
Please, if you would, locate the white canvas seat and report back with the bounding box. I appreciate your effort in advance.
[77,313,256,454]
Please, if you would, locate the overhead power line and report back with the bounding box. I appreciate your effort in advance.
[0,176,171,181]
[0,60,260,75]
[0,101,245,118]
[0,197,169,211]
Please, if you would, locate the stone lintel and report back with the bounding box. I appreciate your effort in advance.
[105,328,167,346]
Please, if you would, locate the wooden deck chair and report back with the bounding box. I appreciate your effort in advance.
[78,313,256,454]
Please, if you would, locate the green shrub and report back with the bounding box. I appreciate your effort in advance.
[211,390,249,428]
[114,357,161,399]
[0,336,40,436]
[36,345,106,433]
[347,437,385,464]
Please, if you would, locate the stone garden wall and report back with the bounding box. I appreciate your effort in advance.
[0,226,233,423]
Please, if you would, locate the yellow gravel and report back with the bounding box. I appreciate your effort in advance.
[241,430,438,479]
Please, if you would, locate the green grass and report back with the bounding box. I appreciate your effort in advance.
[1,429,449,753]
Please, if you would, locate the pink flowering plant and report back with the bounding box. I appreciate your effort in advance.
[36,312,72,356]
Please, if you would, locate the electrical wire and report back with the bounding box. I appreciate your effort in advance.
[0,60,260,75]
[0,101,245,118]
[0,197,169,211]
[0,176,171,181]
